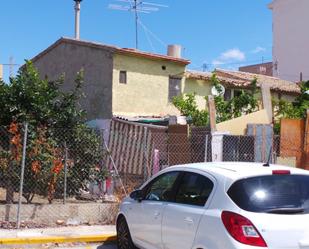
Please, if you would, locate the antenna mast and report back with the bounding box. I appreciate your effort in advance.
[108,0,168,49]
[134,0,138,49]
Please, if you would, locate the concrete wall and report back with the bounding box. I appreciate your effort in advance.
[183,78,211,110]
[217,109,271,135]
[0,203,118,225]
[33,43,114,120]
[112,54,185,116]
[270,0,309,81]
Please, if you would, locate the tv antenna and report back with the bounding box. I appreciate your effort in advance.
[108,0,168,49]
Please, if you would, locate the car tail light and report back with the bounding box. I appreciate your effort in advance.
[272,170,290,175]
[221,211,267,247]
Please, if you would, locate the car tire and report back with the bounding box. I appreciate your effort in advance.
[117,216,137,249]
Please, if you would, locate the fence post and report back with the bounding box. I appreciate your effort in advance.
[204,135,209,162]
[16,122,28,229]
[63,142,68,205]
[143,127,149,182]
[102,134,127,196]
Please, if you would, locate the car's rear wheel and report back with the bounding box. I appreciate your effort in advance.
[117,216,136,249]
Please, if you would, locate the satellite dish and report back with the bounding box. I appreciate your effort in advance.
[211,84,225,96]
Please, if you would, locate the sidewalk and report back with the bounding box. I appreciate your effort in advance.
[0,225,116,245]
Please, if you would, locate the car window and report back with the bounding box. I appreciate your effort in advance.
[175,172,214,206]
[144,171,179,202]
[228,175,309,214]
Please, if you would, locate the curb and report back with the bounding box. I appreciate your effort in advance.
[0,234,117,245]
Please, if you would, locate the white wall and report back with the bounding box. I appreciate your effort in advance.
[270,0,309,82]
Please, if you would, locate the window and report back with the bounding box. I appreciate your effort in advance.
[224,89,232,101]
[228,175,309,214]
[175,172,214,206]
[168,76,181,101]
[144,171,179,202]
[119,71,127,84]
[233,89,242,97]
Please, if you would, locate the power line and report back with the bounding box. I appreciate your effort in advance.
[140,20,156,53]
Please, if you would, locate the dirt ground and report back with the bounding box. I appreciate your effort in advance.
[0,188,101,205]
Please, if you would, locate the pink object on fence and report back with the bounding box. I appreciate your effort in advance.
[153,149,160,175]
[106,178,112,191]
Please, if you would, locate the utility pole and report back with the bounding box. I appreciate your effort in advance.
[74,0,82,40]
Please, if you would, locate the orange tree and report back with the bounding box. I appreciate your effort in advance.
[0,61,107,203]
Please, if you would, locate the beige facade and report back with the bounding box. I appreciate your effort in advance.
[31,38,189,121]
[183,78,211,111]
[112,54,186,116]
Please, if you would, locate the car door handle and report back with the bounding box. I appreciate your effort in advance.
[184,217,194,224]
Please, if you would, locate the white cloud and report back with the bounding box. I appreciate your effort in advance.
[251,46,266,54]
[210,48,246,69]
[211,60,225,66]
[220,48,246,61]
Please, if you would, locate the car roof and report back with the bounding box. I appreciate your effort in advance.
[168,162,309,182]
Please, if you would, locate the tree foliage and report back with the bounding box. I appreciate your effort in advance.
[0,61,85,127]
[211,74,259,123]
[272,81,309,134]
[172,93,209,127]
[273,81,309,120]
[172,74,260,126]
[0,61,107,203]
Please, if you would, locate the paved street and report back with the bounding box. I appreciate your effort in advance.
[55,243,117,249]
[0,243,117,249]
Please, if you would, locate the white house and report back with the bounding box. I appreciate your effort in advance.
[269,0,309,82]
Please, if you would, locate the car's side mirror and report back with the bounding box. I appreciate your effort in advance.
[130,190,143,202]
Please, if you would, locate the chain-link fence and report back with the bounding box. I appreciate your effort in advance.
[0,123,118,229]
[0,122,305,228]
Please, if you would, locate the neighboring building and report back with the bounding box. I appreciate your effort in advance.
[269,0,309,81]
[239,62,273,76]
[184,68,300,110]
[0,64,3,80]
[31,37,190,128]
[30,37,300,130]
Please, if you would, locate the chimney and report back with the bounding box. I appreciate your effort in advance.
[74,0,82,40]
[167,45,182,58]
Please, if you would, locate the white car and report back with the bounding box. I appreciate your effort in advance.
[116,162,309,249]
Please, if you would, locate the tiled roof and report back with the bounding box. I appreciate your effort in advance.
[30,37,190,65]
[186,69,300,94]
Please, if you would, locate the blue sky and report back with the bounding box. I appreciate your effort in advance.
[0,0,272,80]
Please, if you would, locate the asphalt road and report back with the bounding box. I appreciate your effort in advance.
[52,243,117,249]
[1,243,117,249]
